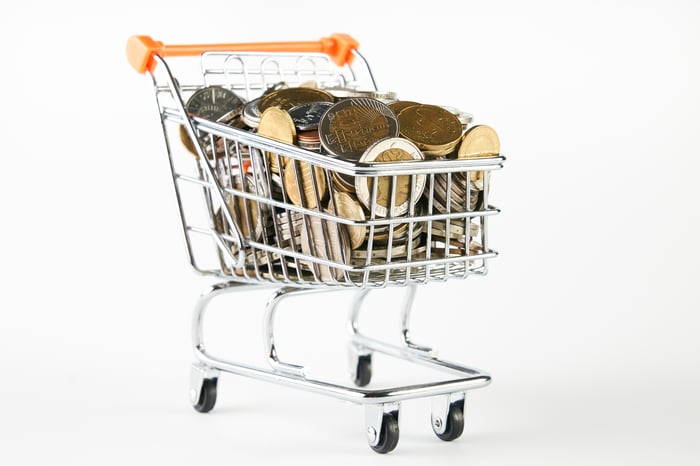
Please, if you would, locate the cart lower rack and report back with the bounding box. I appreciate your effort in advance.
[127,33,505,453]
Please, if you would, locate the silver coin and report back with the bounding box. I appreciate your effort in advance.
[186,85,245,120]
[431,223,480,240]
[318,97,400,161]
[288,101,334,131]
[298,140,322,152]
[300,216,350,282]
[240,249,283,268]
[242,97,262,128]
[323,86,398,102]
[439,105,474,129]
[352,244,427,260]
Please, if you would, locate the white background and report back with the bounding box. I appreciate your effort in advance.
[1,1,699,464]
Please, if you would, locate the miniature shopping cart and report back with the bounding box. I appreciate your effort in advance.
[127,34,505,453]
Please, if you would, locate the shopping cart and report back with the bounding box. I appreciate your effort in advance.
[127,33,505,453]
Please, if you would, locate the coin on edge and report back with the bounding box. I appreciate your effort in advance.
[257,107,297,174]
[457,125,500,158]
[328,192,366,250]
[354,137,426,217]
[282,159,327,209]
[457,124,500,182]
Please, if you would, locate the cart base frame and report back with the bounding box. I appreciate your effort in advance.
[189,281,491,453]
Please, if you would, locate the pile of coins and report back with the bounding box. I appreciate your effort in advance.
[179,81,501,280]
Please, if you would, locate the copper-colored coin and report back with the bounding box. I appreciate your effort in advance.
[318,98,399,161]
[297,130,320,143]
[257,107,296,174]
[258,87,334,113]
[397,104,462,153]
[297,130,321,151]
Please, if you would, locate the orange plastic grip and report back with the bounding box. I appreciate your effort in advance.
[127,34,359,74]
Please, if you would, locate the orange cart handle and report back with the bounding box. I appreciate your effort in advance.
[127,34,359,74]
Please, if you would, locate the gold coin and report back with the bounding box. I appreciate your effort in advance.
[458,125,500,158]
[259,87,335,113]
[282,159,327,209]
[397,104,463,152]
[328,192,366,250]
[257,107,296,174]
[179,125,199,156]
[355,137,426,217]
[329,170,356,194]
[458,124,500,182]
[388,100,420,114]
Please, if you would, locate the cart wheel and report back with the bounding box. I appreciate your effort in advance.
[193,378,218,413]
[354,354,372,387]
[433,399,464,441]
[370,413,399,454]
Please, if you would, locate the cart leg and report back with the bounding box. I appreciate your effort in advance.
[365,402,400,454]
[348,289,373,386]
[264,286,339,376]
[399,285,436,357]
[348,285,437,387]
[190,281,249,413]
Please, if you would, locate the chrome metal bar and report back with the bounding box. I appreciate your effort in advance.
[153,55,245,268]
[263,286,333,376]
[192,283,490,405]
[399,285,435,356]
[348,287,488,378]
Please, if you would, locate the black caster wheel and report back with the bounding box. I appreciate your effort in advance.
[370,413,399,454]
[354,354,372,387]
[193,377,218,413]
[433,399,465,441]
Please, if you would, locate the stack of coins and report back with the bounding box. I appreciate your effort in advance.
[352,212,427,264]
[431,172,484,213]
[288,101,332,152]
[300,215,351,282]
[212,173,276,268]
